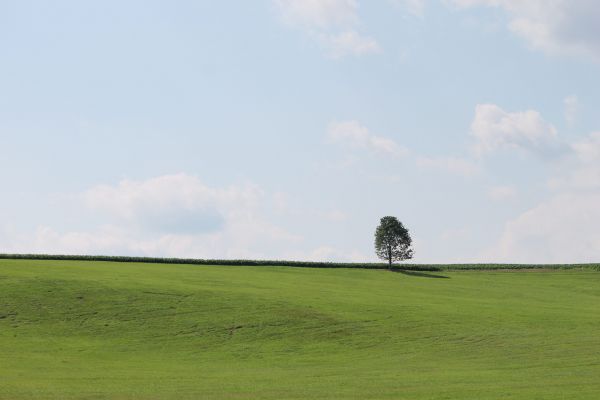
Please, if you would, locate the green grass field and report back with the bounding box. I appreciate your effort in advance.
[1,259,599,399]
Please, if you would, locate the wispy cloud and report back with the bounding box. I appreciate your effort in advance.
[416,156,481,177]
[274,0,360,28]
[318,30,381,57]
[327,120,480,177]
[448,0,600,60]
[389,0,426,16]
[564,95,579,128]
[327,120,409,157]
[487,185,517,201]
[273,0,381,57]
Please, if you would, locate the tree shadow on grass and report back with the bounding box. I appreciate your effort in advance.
[393,270,450,279]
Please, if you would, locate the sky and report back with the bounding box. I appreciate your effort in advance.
[1,0,600,263]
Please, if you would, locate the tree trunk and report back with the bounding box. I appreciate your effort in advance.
[388,246,392,269]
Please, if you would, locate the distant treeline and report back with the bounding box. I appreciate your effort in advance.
[0,253,599,271]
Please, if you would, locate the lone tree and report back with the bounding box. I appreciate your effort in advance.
[374,216,413,268]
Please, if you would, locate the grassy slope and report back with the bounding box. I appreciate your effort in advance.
[1,259,599,399]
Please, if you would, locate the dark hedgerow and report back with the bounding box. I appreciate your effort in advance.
[0,253,599,271]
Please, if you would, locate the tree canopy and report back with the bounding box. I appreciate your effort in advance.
[374,216,413,267]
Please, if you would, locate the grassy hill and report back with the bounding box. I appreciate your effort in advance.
[1,258,599,399]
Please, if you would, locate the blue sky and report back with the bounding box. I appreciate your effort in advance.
[2,0,600,262]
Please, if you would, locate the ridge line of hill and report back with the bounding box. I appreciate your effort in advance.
[1,253,599,271]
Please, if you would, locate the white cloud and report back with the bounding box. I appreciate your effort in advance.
[5,174,304,259]
[548,131,600,190]
[416,156,481,177]
[327,120,409,157]
[564,95,579,127]
[449,0,600,59]
[84,174,263,234]
[487,129,600,263]
[487,185,517,200]
[274,0,381,57]
[2,174,373,262]
[488,192,600,263]
[470,103,560,156]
